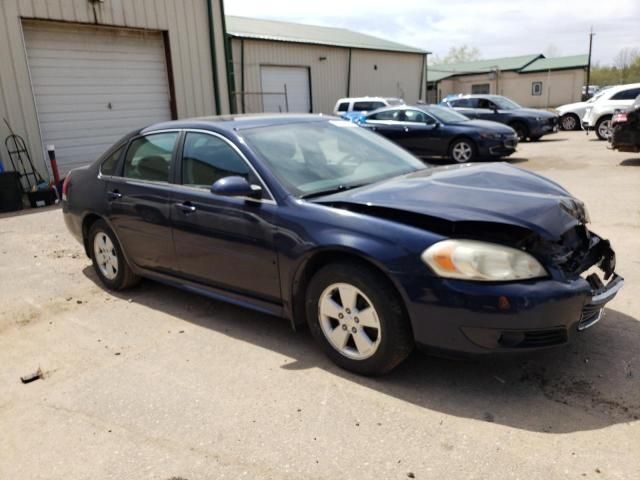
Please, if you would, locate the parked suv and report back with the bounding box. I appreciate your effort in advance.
[582,83,640,140]
[333,97,405,117]
[440,94,559,141]
[556,88,609,130]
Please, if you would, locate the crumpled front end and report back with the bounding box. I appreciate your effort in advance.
[396,224,623,354]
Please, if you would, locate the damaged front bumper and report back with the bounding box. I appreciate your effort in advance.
[396,232,624,354]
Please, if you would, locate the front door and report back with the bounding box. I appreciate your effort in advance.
[107,131,179,272]
[171,131,281,302]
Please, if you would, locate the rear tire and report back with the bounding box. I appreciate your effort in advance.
[305,262,414,376]
[529,135,542,142]
[510,121,529,142]
[448,138,476,163]
[88,220,140,290]
[595,115,612,140]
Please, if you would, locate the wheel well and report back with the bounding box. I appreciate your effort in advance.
[596,114,612,124]
[81,213,102,257]
[448,135,476,153]
[291,250,410,330]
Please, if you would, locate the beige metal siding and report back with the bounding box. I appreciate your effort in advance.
[437,69,585,108]
[231,39,425,114]
[231,39,349,114]
[23,21,172,175]
[0,0,228,177]
[350,50,423,104]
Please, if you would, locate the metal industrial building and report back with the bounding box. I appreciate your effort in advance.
[427,54,588,107]
[0,0,231,177]
[225,16,427,114]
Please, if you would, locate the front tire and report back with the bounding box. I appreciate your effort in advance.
[449,138,476,163]
[88,220,140,290]
[305,262,413,376]
[510,121,529,141]
[595,115,612,140]
[560,113,579,130]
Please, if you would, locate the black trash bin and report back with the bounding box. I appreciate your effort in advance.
[0,171,23,212]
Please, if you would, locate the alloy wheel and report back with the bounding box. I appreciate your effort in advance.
[452,141,473,163]
[318,283,382,360]
[93,231,119,280]
[562,115,577,130]
[598,119,612,139]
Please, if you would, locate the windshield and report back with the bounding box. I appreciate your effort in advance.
[241,121,426,197]
[425,105,469,123]
[491,96,521,110]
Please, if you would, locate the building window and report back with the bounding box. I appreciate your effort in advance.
[532,81,543,96]
[471,84,490,94]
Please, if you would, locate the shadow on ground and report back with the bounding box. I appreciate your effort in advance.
[83,267,640,435]
[620,158,640,166]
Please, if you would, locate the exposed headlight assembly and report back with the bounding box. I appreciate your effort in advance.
[421,240,547,281]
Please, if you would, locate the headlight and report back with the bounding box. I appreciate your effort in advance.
[421,240,547,281]
[479,132,501,140]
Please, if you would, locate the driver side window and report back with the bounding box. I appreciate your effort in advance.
[181,132,250,188]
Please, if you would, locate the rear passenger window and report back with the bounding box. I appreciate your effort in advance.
[337,102,349,112]
[100,146,124,176]
[124,133,178,183]
[182,132,250,188]
[450,99,472,108]
[368,110,396,120]
[612,88,640,100]
[353,101,385,111]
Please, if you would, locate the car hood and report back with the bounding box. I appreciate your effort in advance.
[458,119,516,134]
[315,163,587,240]
[557,101,587,113]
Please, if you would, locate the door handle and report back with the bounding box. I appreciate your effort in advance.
[175,202,197,213]
[403,126,409,132]
[107,190,122,201]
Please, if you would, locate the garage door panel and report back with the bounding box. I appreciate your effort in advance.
[23,21,172,175]
[260,66,311,113]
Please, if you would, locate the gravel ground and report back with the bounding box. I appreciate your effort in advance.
[1,130,639,479]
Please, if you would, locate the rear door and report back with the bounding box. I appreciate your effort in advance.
[170,131,281,302]
[397,110,445,156]
[361,109,407,143]
[106,131,179,272]
[449,98,478,118]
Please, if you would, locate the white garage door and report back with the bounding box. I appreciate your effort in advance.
[260,66,311,113]
[23,21,172,175]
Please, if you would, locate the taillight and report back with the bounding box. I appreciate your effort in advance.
[612,112,628,125]
[62,174,71,201]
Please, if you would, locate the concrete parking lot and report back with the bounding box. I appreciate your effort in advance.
[1,130,639,479]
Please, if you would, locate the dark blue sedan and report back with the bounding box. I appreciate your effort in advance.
[62,115,623,375]
[358,105,518,163]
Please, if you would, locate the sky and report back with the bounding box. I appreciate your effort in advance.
[224,0,639,65]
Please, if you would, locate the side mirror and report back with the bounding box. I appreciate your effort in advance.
[211,176,262,199]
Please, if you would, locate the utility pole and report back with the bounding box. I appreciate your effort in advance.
[585,27,595,99]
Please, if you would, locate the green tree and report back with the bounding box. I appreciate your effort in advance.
[590,48,640,86]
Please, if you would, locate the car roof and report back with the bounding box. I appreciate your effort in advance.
[607,82,640,92]
[141,114,336,134]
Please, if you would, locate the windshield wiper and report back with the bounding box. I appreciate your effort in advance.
[300,183,368,200]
